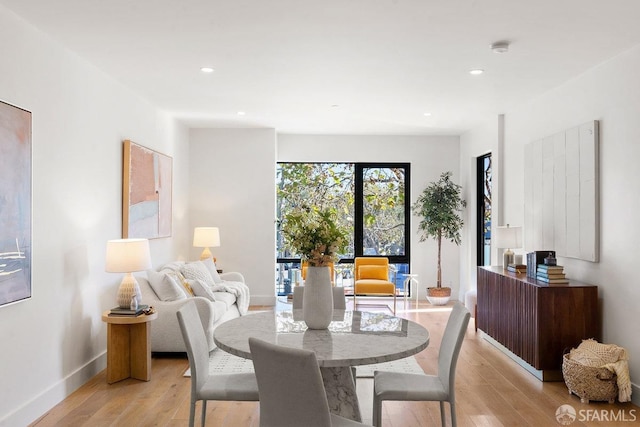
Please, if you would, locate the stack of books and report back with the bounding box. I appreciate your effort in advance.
[507,264,527,274]
[108,304,149,317]
[536,265,569,284]
[526,250,556,278]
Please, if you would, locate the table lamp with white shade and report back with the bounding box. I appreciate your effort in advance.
[106,238,152,308]
[494,224,522,268]
[193,227,220,261]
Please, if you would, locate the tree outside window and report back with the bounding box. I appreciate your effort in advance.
[276,163,410,296]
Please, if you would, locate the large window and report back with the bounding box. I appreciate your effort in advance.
[357,165,408,258]
[476,154,492,266]
[276,163,410,295]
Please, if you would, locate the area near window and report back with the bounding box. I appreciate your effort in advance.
[276,162,411,297]
[476,153,492,267]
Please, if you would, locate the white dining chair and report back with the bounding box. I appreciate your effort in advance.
[248,337,372,427]
[372,303,470,427]
[177,301,259,427]
[292,286,347,309]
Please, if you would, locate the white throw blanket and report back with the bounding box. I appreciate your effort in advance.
[212,281,250,315]
[569,339,632,402]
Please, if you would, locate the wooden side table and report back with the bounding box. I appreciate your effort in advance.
[101,311,157,384]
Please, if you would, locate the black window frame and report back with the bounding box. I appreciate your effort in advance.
[476,153,492,266]
[276,162,411,266]
[353,163,410,265]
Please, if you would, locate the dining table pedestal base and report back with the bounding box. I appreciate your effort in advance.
[213,310,430,423]
[321,366,361,421]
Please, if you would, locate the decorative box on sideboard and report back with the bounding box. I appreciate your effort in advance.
[477,266,599,381]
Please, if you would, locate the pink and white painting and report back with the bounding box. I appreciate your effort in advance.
[0,100,32,307]
[122,140,172,239]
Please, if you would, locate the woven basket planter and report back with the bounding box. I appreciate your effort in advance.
[562,353,618,404]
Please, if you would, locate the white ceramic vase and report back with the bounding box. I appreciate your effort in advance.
[303,266,334,329]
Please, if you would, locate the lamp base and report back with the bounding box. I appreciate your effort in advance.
[199,247,212,261]
[117,273,142,309]
[503,249,514,268]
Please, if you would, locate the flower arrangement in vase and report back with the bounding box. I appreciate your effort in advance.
[281,207,347,329]
[281,207,348,267]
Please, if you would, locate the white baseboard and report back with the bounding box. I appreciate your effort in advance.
[250,294,276,306]
[1,352,106,427]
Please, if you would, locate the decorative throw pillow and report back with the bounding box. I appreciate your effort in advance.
[181,261,216,287]
[358,265,388,280]
[161,261,185,273]
[180,277,195,296]
[147,270,187,301]
[188,279,217,302]
[201,257,223,284]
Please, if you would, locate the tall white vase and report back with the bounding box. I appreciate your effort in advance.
[303,266,334,329]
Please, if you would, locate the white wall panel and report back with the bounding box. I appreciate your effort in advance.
[524,121,598,262]
[542,136,555,249]
[552,132,567,255]
[523,142,534,250]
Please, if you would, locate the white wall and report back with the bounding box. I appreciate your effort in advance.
[189,128,277,306]
[459,118,500,298]
[466,45,640,404]
[0,6,190,426]
[277,134,461,300]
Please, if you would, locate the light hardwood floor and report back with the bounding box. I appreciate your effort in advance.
[31,300,638,427]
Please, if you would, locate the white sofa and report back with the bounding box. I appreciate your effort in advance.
[137,260,249,353]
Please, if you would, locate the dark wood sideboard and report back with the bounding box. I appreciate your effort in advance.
[477,266,599,381]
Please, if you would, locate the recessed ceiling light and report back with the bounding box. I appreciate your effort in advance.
[423,112,432,117]
[469,69,484,75]
[237,111,246,116]
[200,67,215,73]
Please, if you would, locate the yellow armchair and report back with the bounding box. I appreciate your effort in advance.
[353,257,397,314]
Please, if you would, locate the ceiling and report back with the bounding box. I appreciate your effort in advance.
[3,0,640,135]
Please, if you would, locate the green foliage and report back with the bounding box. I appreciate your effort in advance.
[281,207,348,266]
[412,171,466,287]
[276,163,355,257]
[362,167,406,255]
[482,156,492,237]
[277,163,408,258]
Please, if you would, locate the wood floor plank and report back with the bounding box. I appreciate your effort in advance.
[30,300,639,427]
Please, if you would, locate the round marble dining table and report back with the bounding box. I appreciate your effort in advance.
[214,309,430,421]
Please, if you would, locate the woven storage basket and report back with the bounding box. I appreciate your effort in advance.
[562,353,618,404]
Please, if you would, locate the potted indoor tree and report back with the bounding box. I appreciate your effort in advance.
[412,171,466,305]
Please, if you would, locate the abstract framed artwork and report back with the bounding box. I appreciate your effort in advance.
[0,100,32,308]
[122,140,173,239]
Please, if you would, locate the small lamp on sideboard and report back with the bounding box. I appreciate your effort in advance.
[105,238,152,308]
[193,227,221,261]
[494,224,522,268]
